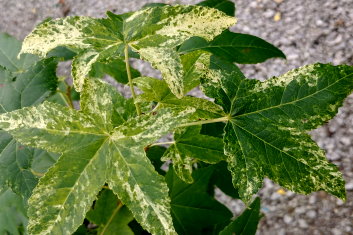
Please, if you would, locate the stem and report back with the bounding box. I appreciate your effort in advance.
[149,141,175,147]
[31,169,44,177]
[99,202,123,235]
[151,103,160,113]
[179,116,229,128]
[65,85,74,109]
[124,44,141,115]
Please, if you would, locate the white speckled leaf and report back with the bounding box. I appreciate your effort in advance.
[20,6,235,96]
[201,61,353,203]
[28,140,109,234]
[0,79,194,234]
[108,108,194,235]
[0,101,106,154]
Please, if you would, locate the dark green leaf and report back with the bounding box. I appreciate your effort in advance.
[145,146,167,175]
[179,30,286,64]
[197,0,235,16]
[163,126,226,183]
[142,3,169,8]
[200,122,226,138]
[219,197,262,235]
[47,46,76,60]
[0,32,38,72]
[91,56,141,84]
[166,166,232,235]
[0,43,59,199]
[210,161,239,199]
[202,61,353,203]
[0,189,28,235]
[86,189,134,235]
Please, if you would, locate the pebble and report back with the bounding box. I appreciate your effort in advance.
[306,210,317,218]
[298,219,309,228]
[283,215,293,224]
[345,181,353,191]
[295,206,306,214]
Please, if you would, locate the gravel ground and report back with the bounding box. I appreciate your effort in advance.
[0,0,352,234]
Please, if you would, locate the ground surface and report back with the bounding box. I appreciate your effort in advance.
[0,0,352,234]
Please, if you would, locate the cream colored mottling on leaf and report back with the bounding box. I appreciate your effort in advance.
[156,5,236,46]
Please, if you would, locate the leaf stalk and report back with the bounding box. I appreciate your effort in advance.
[124,44,141,115]
[179,116,229,127]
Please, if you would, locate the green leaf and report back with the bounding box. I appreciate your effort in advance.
[0,52,58,199]
[197,0,236,17]
[145,146,167,175]
[0,189,28,235]
[0,32,38,72]
[0,78,194,234]
[201,61,353,203]
[162,126,226,183]
[219,197,262,235]
[166,166,232,235]
[91,56,140,84]
[179,30,286,64]
[134,51,225,119]
[86,189,134,235]
[20,5,236,97]
[209,161,239,199]
[47,46,76,60]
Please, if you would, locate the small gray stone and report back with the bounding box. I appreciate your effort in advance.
[306,210,317,218]
[345,181,353,191]
[283,215,293,224]
[298,219,309,228]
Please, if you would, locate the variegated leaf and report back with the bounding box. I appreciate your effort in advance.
[0,33,59,199]
[134,51,225,119]
[201,60,353,203]
[0,78,194,234]
[20,5,236,97]
[28,140,109,234]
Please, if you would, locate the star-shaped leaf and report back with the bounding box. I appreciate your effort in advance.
[0,78,194,234]
[162,126,226,183]
[20,5,236,97]
[201,55,353,203]
[0,33,59,199]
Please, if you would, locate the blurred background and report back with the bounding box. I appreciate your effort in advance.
[0,0,352,234]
